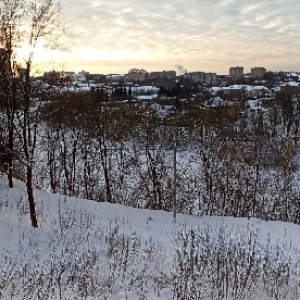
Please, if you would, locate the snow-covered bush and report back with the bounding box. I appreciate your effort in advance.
[173,225,300,300]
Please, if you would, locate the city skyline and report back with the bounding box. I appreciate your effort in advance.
[24,0,300,75]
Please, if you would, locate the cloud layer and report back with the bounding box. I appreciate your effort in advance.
[58,0,300,74]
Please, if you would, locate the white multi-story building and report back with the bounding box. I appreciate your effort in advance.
[186,71,217,85]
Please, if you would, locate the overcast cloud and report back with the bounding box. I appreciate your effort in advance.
[57,0,300,74]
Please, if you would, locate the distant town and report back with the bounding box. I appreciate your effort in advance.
[40,66,300,104]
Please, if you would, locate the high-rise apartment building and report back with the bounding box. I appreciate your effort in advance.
[251,67,266,78]
[229,66,244,80]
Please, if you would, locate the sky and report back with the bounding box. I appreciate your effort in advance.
[33,0,300,75]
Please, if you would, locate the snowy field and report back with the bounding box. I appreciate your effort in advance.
[1,177,300,299]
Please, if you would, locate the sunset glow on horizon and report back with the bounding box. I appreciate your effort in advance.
[18,0,300,75]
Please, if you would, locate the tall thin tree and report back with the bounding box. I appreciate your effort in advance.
[0,0,62,227]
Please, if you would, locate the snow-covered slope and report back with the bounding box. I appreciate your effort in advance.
[1,177,300,299]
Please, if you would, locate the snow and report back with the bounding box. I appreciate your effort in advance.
[137,95,158,100]
[210,96,226,107]
[245,99,265,111]
[1,176,300,299]
[281,81,299,87]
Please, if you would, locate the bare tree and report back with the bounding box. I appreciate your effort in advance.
[0,0,62,227]
[0,0,24,188]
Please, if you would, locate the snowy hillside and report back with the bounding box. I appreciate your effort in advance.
[1,177,300,299]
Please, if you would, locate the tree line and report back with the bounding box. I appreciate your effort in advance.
[24,91,300,224]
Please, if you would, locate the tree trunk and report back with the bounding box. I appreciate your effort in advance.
[7,123,14,188]
[27,165,38,228]
[100,145,113,203]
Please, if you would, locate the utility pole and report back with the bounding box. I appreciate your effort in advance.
[173,125,178,223]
